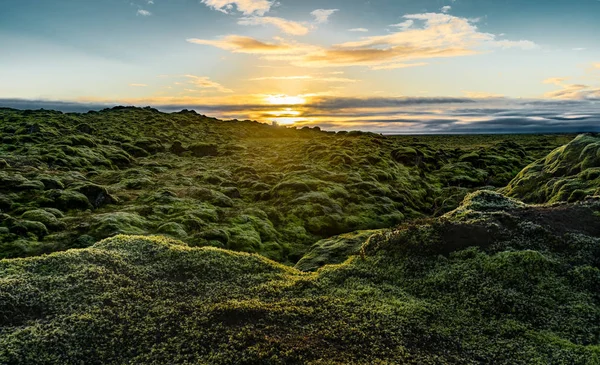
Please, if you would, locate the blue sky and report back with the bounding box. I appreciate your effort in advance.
[1,0,599,132]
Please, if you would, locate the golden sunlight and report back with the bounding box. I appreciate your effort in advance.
[264,108,301,117]
[265,94,307,105]
[271,117,308,125]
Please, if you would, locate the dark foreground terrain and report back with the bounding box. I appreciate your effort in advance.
[1,107,599,364]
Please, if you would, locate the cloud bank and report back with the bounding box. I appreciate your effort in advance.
[2,97,599,134]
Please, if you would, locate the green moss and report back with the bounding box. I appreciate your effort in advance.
[0,196,599,363]
[503,134,600,203]
[185,187,234,207]
[74,184,117,209]
[18,220,49,237]
[295,230,378,272]
[189,143,218,157]
[157,222,188,238]
[39,190,92,211]
[89,212,148,239]
[20,210,64,230]
[0,107,577,264]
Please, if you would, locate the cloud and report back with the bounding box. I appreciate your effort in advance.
[344,13,537,50]
[311,9,338,24]
[137,9,152,16]
[348,28,369,32]
[249,75,312,81]
[543,77,600,100]
[248,75,357,83]
[544,77,568,85]
[594,63,600,69]
[370,62,428,70]
[440,6,451,13]
[545,83,600,100]
[201,0,273,16]
[238,16,309,35]
[390,20,414,30]
[494,39,539,50]
[187,35,307,54]
[462,91,504,98]
[189,12,538,69]
[185,75,233,93]
[129,83,148,87]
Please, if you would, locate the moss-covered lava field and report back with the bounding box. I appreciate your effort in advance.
[1,107,599,364]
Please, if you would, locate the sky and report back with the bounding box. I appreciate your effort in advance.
[1,0,600,133]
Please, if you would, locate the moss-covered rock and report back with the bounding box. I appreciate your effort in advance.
[89,212,148,239]
[157,222,188,238]
[295,230,378,271]
[189,143,218,157]
[40,190,93,211]
[20,209,64,231]
[74,184,118,209]
[503,134,600,203]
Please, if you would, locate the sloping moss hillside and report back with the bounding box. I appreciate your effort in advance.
[503,133,600,203]
[1,191,599,364]
[0,107,572,263]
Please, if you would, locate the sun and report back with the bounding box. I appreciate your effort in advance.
[265,94,306,105]
[271,117,306,125]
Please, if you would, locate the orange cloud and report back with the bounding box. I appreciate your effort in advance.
[545,83,600,100]
[189,12,538,70]
[185,75,233,93]
[237,16,310,35]
[187,35,304,54]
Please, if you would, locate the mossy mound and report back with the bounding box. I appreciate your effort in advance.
[1,194,599,364]
[503,134,600,203]
[20,209,64,231]
[294,230,379,272]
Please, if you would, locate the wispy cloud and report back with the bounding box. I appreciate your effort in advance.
[187,35,309,54]
[348,28,369,32]
[545,81,600,100]
[248,75,357,83]
[201,0,273,16]
[311,9,339,24]
[238,16,309,35]
[370,62,428,70]
[189,12,539,70]
[185,75,233,93]
[129,83,148,87]
[389,20,414,30]
[137,9,152,16]
[462,91,504,98]
[440,6,452,13]
[544,77,568,86]
[543,74,600,100]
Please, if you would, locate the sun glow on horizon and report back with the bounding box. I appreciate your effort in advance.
[264,108,301,117]
[271,117,311,125]
[265,95,307,105]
